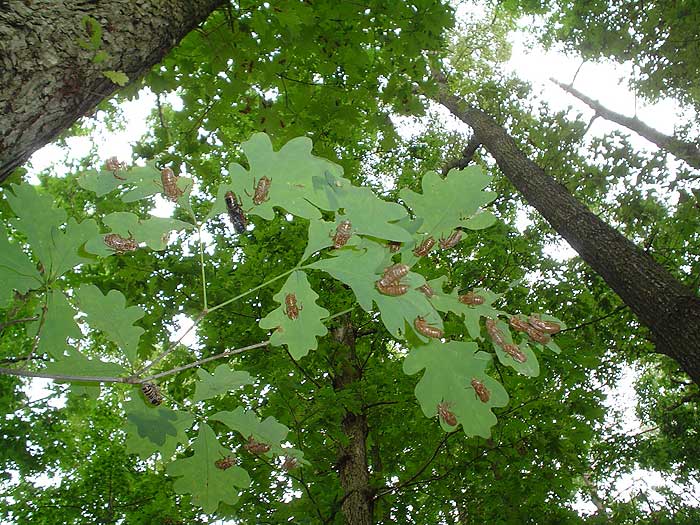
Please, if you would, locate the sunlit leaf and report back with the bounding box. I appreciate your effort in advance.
[193,365,254,402]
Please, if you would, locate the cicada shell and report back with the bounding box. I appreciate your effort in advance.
[414,316,443,339]
[104,233,138,254]
[161,167,183,202]
[437,401,457,427]
[509,316,530,332]
[417,284,434,298]
[225,191,248,234]
[439,230,462,249]
[243,436,271,455]
[105,156,126,180]
[388,241,402,253]
[282,455,299,471]
[332,219,353,249]
[502,343,527,363]
[375,280,409,296]
[458,291,484,305]
[412,236,435,257]
[484,318,505,347]
[471,378,490,403]
[526,325,550,344]
[141,382,163,406]
[377,263,409,287]
[284,293,302,320]
[528,314,561,334]
[252,176,271,205]
[215,456,236,470]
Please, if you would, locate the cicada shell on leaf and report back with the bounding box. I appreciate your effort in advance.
[412,236,435,257]
[104,233,138,254]
[375,280,409,296]
[484,318,505,347]
[160,167,183,202]
[526,325,550,344]
[417,283,434,298]
[471,378,490,403]
[502,343,527,363]
[141,382,163,406]
[458,291,484,305]
[282,455,299,471]
[528,314,561,334]
[105,156,127,180]
[215,456,236,470]
[414,316,443,339]
[377,263,409,287]
[225,191,248,234]
[243,436,271,455]
[252,176,271,205]
[509,316,530,332]
[439,230,462,249]
[437,401,457,427]
[284,293,302,320]
[332,219,352,249]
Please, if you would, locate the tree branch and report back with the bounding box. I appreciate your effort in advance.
[441,135,481,175]
[559,305,628,333]
[551,78,700,169]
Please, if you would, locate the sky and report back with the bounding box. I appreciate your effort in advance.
[12,2,698,519]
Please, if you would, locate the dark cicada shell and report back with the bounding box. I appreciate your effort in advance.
[412,236,435,257]
[439,230,462,249]
[437,401,457,427]
[225,191,248,234]
[141,382,163,405]
[388,241,402,253]
[104,233,138,254]
[471,378,490,403]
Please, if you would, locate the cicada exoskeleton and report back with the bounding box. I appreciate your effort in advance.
[437,401,457,427]
[439,230,462,249]
[484,318,505,347]
[160,167,183,202]
[243,435,271,455]
[417,284,434,298]
[282,455,299,471]
[414,316,443,339]
[377,263,409,288]
[332,219,353,249]
[141,382,163,406]
[526,325,550,344]
[105,156,127,180]
[502,343,527,363]
[471,378,490,403]
[388,241,402,253]
[375,281,409,296]
[215,455,236,470]
[284,293,302,320]
[225,191,248,234]
[104,233,138,254]
[458,291,484,305]
[528,314,561,334]
[248,176,271,205]
[509,316,530,333]
[413,236,435,257]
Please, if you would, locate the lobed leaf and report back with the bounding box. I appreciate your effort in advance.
[124,396,194,460]
[212,406,290,456]
[193,365,254,402]
[0,223,43,306]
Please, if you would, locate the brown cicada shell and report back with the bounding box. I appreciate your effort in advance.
[243,436,271,455]
[388,241,402,253]
[509,316,530,332]
[141,382,163,406]
[414,316,443,339]
[526,325,550,344]
[502,343,527,363]
[252,176,271,205]
[332,219,352,249]
[105,156,127,180]
[225,191,248,234]
[377,263,409,287]
[412,236,435,257]
[160,167,183,202]
[471,378,490,403]
[284,293,302,320]
[417,284,434,298]
[215,456,236,470]
[282,455,299,471]
[484,318,505,347]
[439,230,462,249]
[375,281,409,296]
[104,233,138,254]
[528,314,561,334]
[458,291,484,305]
[437,401,457,427]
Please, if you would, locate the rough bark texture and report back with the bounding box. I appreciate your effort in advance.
[331,321,374,525]
[437,84,700,385]
[0,0,225,182]
[552,78,700,169]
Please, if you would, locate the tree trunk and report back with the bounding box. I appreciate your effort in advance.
[551,78,700,169]
[0,0,225,182]
[331,320,375,525]
[436,83,700,385]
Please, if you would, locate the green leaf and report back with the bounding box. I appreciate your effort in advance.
[193,365,254,402]
[78,15,102,50]
[167,424,250,513]
[488,318,540,377]
[309,238,388,311]
[258,270,329,359]
[301,218,337,262]
[462,210,497,230]
[399,167,497,240]
[28,291,81,360]
[212,406,290,456]
[0,224,42,306]
[74,285,145,364]
[49,218,100,277]
[102,70,129,86]
[43,348,126,378]
[403,340,509,438]
[92,50,109,64]
[124,396,194,460]
[208,133,347,222]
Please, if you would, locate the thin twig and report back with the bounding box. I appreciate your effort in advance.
[559,305,628,333]
[0,367,139,384]
[0,316,39,333]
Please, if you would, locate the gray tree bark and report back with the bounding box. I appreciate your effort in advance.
[0,0,226,182]
[435,80,700,385]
